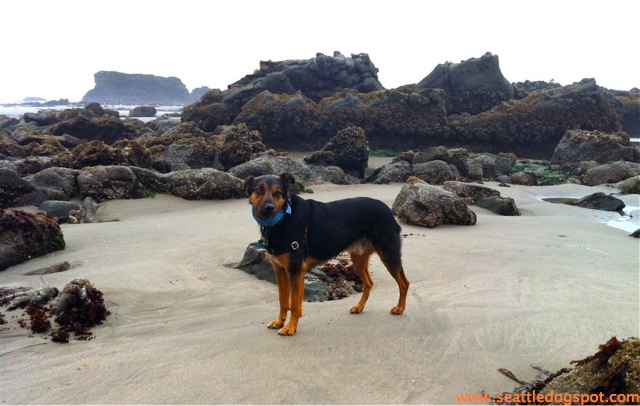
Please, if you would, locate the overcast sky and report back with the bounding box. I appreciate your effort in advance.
[1,0,638,103]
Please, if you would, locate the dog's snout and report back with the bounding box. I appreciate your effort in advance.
[261,202,275,216]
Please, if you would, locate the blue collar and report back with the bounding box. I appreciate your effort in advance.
[252,202,292,228]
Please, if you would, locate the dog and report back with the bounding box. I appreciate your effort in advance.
[244,172,409,336]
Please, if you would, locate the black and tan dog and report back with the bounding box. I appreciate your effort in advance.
[244,172,410,336]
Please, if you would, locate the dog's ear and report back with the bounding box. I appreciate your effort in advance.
[243,176,255,197]
[279,172,296,196]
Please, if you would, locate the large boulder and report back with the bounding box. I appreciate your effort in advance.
[218,123,266,170]
[228,154,359,186]
[129,106,157,118]
[0,210,65,271]
[52,113,136,144]
[304,126,370,177]
[0,168,36,208]
[392,178,477,228]
[160,168,244,200]
[551,129,639,166]
[413,160,459,184]
[25,167,80,201]
[443,181,520,216]
[581,161,640,186]
[417,52,514,115]
[76,165,146,202]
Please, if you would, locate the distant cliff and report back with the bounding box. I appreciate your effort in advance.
[82,71,208,105]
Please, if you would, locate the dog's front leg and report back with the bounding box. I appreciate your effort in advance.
[278,259,307,336]
[268,260,290,329]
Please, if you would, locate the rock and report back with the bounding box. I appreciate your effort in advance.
[81,197,101,223]
[304,126,370,177]
[581,161,640,186]
[52,113,136,144]
[1,115,19,129]
[161,168,244,200]
[23,109,61,126]
[392,177,477,228]
[413,160,458,184]
[495,152,517,176]
[235,243,360,302]
[551,129,639,166]
[38,201,82,223]
[25,167,80,201]
[219,123,266,170]
[366,160,412,184]
[160,138,222,172]
[76,165,145,202]
[129,106,157,118]
[51,278,110,331]
[82,71,191,105]
[471,154,497,179]
[71,140,125,168]
[475,196,520,215]
[443,181,520,216]
[417,52,514,115]
[614,175,640,194]
[413,146,449,164]
[0,168,36,208]
[0,210,65,271]
[573,192,625,212]
[228,154,359,186]
[509,171,537,186]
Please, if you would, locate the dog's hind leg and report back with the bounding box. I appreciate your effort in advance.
[374,241,410,315]
[349,250,374,314]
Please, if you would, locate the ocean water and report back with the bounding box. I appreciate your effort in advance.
[0,104,183,119]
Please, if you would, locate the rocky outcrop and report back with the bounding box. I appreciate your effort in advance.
[52,111,137,145]
[233,87,448,151]
[392,178,477,228]
[417,52,514,115]
[182,52,383,132]
[304,126,370,177]
[367,147,517,184]
[230,51,382,103]
[449,79,623,158]
[611,88,640,137]
[82,71,191,105]
[0,210,65,271]
[551,129,639,166]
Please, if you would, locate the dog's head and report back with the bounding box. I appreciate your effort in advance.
[244,172,295,220]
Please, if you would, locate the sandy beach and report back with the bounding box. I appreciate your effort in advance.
[1,181,638,404]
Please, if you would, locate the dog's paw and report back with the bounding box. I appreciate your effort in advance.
[267,319,285,329]
[278,325,297,336]
[350,305,364,314]
[390,306,405,315]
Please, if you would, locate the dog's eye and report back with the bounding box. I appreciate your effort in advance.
[255,188,265,195]
[273,191,282,198]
